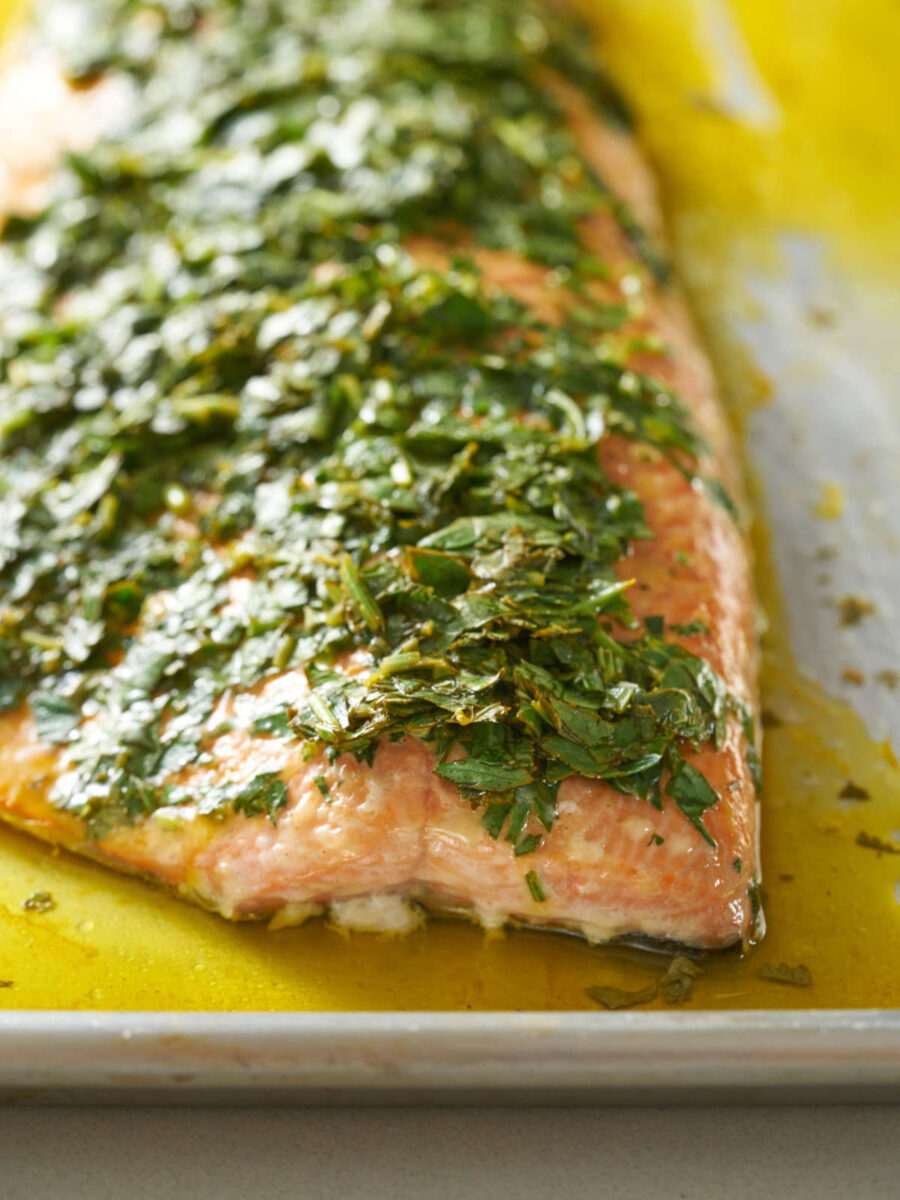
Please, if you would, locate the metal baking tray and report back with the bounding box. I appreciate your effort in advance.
[1,7,898,1104]
[1,228,896,1105]
[1,1011,899,1104]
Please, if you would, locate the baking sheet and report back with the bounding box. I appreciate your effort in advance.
[1,0,898,1098]
[0,1010,899,1104]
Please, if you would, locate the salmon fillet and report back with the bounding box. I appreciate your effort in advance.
[0,0,759,947]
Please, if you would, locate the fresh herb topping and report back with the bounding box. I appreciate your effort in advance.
[525,870,547,903]
[0,0,753,848]
[313,775,331,801]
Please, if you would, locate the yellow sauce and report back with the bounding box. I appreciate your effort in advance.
[1,0,899,1011]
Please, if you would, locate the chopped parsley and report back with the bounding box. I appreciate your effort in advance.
[0,0,755,849]
[525,870,547,902]
[313,775,331,801]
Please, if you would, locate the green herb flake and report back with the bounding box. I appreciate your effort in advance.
[481,804,513,840]
[30,693,80,746]
[22,891,56,914]
[313,776,331,801]
[339,555,385,635]
[525,870,547,902]
[251,710,293,738]
[700,477,741,521]
[233,775,288,821]
[838,781,870,801]
[190,774,289,823]
[670,620,709,636]
[667,754,719,847]
[514,833,543,858]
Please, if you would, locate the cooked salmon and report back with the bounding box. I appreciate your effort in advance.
[0,0,759,948]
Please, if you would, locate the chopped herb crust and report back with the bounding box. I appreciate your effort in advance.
[0,0,755,848]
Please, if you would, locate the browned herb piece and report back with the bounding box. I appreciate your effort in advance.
[22,891,56,913]
[658,955,702,1003]
[586,954,703,1009]
[586,982,658,1010]
[856,832,900,856]
[758,962,812,988]
[838,781,870,801]
[836,596,876,627]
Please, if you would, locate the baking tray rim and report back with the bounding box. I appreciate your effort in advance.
[2,1009,900,1100]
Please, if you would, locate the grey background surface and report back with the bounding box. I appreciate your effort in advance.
[1,1105,898,1198]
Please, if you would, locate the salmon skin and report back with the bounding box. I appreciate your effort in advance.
[0,0,760,948]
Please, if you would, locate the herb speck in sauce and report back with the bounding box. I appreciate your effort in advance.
[856,831,900,856]
[22,891,56,914]
[836,596,875,627]
[758,962,812,988]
